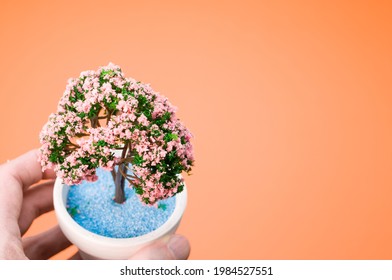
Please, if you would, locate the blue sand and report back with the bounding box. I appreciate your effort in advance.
[66,168,176,238]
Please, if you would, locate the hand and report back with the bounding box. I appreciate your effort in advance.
[0,150,190,260]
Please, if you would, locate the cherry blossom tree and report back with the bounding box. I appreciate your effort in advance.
[39,63,194,205]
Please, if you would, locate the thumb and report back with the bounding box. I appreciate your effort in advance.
[129,235,190,260]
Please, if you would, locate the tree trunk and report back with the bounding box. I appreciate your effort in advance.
[113,142,129,204]
[114,163,126,204]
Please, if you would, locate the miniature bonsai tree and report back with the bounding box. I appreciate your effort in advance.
[39,63,194,205]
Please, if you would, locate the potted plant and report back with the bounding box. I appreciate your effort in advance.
[38,63,194,259]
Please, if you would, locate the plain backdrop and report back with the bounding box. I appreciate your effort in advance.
[0,0,391,259]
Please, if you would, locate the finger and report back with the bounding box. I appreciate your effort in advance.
[69,251,82,260]
[0,236,27,260]
[130,235,190,260]
[0,150,55,235]
[23,226,72,260]
[19,181,55,235]
[42,168,56,181]
[6,150,55,190]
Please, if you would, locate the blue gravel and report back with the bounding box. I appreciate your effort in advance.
[66,168,176,238]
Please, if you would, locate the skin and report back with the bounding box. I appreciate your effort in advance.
[0,150,190,260]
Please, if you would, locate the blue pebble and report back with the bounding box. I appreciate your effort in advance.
[66,168,176,238]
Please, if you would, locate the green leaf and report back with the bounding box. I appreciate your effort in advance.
[67,206,79,218]
[49,153,58,163]
[177,184,184,193]
[154,111,171,126]
[100,69,115,78]
[88,104,101,118]
[108,101,118,110]
[164,133,178,142]
[133,154,144,166]
[158,203,167,211]
[73,86,85,101]
[151,130,161,137]
[77,112,86,118]
[134,187,143,195]
[96,140,106,147]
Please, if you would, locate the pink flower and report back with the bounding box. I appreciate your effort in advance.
[137,114,149,126]
[101,82,112,93]
[86,175,98,182]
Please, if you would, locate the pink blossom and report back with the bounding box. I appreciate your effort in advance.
[137,114,149,126]
[85,175,98,182]
[101,82,112,93]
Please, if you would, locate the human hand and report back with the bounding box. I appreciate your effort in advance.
[0,150,190,260]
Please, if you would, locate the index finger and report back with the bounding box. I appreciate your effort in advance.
[4,149,56,190]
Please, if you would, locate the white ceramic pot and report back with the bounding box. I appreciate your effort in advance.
[53,178,187,260]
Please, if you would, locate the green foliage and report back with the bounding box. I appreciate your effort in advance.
[96,140,106,147]
[100,69,115,78]
[166,151,184,173]
[133,154,144,166]
[164,133,178,142]
[49,152,60,163]
[78,112,86,118]
[104,96,119,111]
[158,203,167,211]
[137,94,154,121]
[122,86,135,100]
[64,104,77,113]
[67,206,79,218]
[154,111,171,127]
[69,86,85,103]
[134,186,143,195]
[151,129,161,137]
[88,103,101,118]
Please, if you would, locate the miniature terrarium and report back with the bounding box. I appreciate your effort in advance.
[38,63,194,259]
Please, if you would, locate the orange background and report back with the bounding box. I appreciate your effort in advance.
[0,0,391,259]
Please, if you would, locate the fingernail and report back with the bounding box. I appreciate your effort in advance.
[167,235,190,260]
